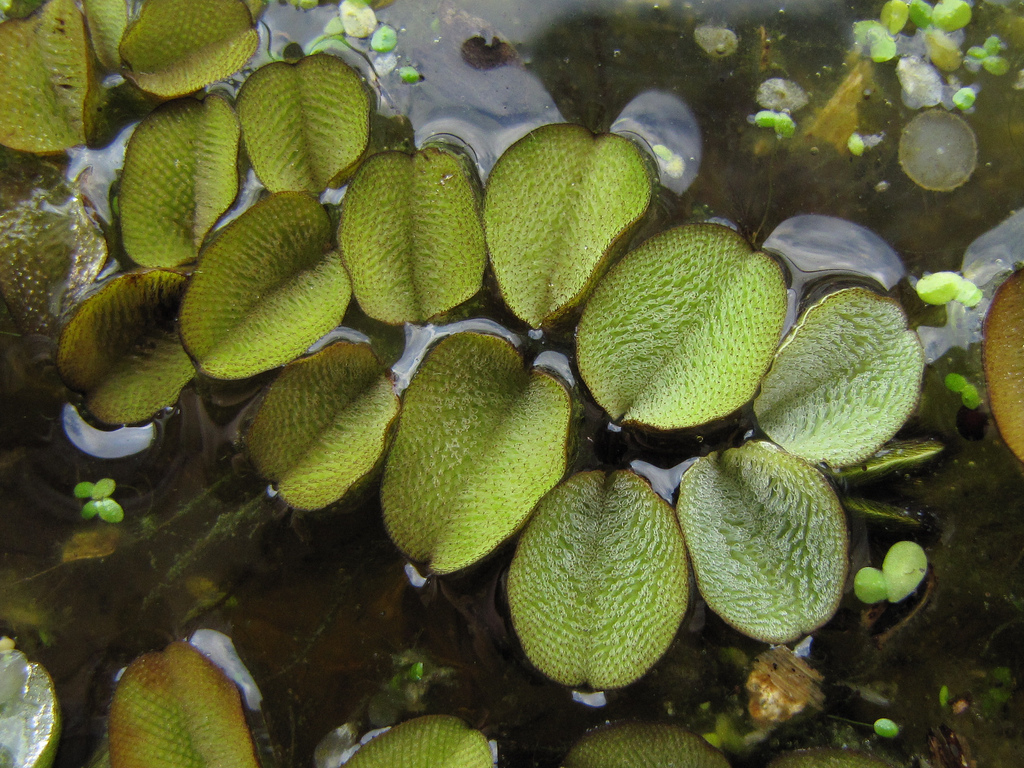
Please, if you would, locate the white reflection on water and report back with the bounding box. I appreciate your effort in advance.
[61,403,156,459]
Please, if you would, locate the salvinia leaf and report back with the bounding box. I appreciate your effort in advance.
[984,269,1024,464]
[56,269,195,425]
[237,53,370,194]
[245,342,400,510]
[676,440,848,643]
[344,715,493,768]
[766,749,896,768]
[338,147,486,324]
[118,0,258,99]
[754,287,924,468]
[179,192,351,380]
[381,332,571,575]
[119,94,240,268]
[562,723,731,768]
[484,123,652,327]
[577,223,787,430]
[81,0,127,72]
[507,470,689,689]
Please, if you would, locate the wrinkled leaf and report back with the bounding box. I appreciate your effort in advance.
[754,287,924,468]
[237,53,369,194]
[484,123,652,327]
[833,438,943,486]
[57,269,194,424]
[345,715,493,768]
[120,94,240,268]
[0,187,107,336]
[676,440,847,643]
[0,650,61,768]
[984,268,1024,464]
[179,192,351,380]
[119,0,258,99]
[577,224,787,430]
[338,147,486,324]
[562,723,730,768]
[507,470,689,689]
[0,0,94,153]
[108,641,259,768]
[767,749,894,768]
[82,0,127,71]
[381,332,571,575]
[246,342,400,510]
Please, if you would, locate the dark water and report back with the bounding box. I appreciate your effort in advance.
[1,0,1024,766]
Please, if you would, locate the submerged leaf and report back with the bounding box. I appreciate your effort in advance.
[56,269,195,424]
[179,192,351,380]
[676,440,847,643]
[484,123,652,327]
[767,749,895,768]
[237,53,369,194]
[119,0,258,98]
[0,650,61,768]
[577,224,787,430]
[833,438,943,486]
[120,94,240,268]
[338,147,486,324]
[381,333,571,574]
[984,268,1024,464]
[507,470,689,689]
[562,723,730,768]
[108,641,259,768]
[754,287,924,467]
[0,0,94,153]
[344,715,493,768]
[246,342,400,510]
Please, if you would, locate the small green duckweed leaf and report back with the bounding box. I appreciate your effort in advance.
[0,0,93,153]
[854,566,889,603]
[57,269,195,425]
[179,192,351,380]
[338,147,486,324]
[873,718,901,738]
[120,94,240,268]
[562,722,730,768]
[507,470,689,689]
[984,269,1024,464]
[834,438,943,486]
[73,481,94,499]
[82,0,127,71]
[882,540,927,602]
[83,497,123,523]
[119,0,258,99]
[246,342,400,510]
[577,224,787,430]
[754,287,924,468]
[90,477,115,498]
[767,749,895,768]
[237,53,369,193]
[676,441,847,643]
[484,123,652,327]
[382,333,571,575]
[108,641,260,768]
[344,715,493,768]
[0,650,61,768]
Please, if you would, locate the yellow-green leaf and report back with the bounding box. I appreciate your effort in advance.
[82,0,126,72]
[344,716,492,768]
[984,268,1024,464]
[120,94,240,268]
[237,53,369,194]
[563,723,730,768]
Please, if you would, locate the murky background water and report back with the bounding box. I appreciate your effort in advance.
[2,0,1024,766]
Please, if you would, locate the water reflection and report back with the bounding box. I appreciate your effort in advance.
[611,90,702,195]
[61,403,156,459]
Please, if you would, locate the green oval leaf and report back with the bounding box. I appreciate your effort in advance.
[984,268,1024,464]
[0,650,61,768]
[562,723,730,768]
[338,147,486,324]
[246,342,400,510]
[754,287,924,468]
[345,715,493,768]
[118,0,258,99]
[120,94,240,268]
[82,0,127,72]
[577,224,787,430]
[381,332,571,575]
[507,470,689,689]
[179,192,351,380]
[237,53,370,194]
[56,269,195,425]
[0,0,93,153]
[108,641,260,768]
[676,440,848,643]
[767,749,895,768]
[484,123,652,327]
